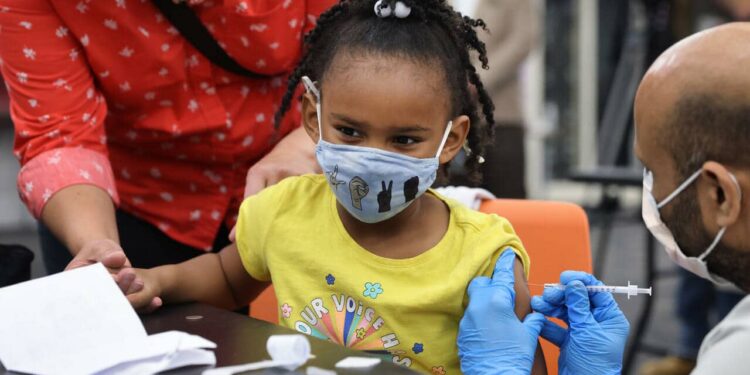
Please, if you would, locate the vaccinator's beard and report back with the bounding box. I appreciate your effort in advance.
[663,185,750,292]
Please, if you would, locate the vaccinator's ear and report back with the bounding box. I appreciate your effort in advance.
[439,115,470,165]
[702,161,742,228]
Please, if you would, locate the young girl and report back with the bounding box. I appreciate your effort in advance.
[129,0,546,373]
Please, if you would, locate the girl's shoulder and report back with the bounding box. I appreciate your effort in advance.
[243,174,331,214]
[240,174,328,213]
[428,189,513,233]
[236,174,332,245]
[431,191,529,278]
[274,173,328,193]
[259,173,327,197]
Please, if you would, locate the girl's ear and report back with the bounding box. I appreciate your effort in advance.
[301,92,321,143]
[439,115,470,164]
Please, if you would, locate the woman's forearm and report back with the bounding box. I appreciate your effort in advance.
[41,184,119,255]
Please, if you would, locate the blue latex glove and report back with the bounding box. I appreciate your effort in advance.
[531,271,630,375]
[458,249,546,375]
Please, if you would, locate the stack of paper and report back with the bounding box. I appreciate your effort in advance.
[0,263,216,375]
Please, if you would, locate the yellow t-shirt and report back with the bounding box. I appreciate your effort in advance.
[236,175,530,374]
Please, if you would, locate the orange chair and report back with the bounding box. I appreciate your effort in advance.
[251,199,592,375]
[250,286,279,324]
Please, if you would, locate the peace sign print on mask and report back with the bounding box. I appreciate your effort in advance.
[378,180,393,213]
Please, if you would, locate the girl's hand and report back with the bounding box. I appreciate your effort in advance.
[125,269,163,314]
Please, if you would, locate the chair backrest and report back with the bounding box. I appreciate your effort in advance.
[479,199,592,375]
[251,199,592,375]
[250,286,278,323]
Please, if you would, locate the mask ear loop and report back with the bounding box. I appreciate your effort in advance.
[657,169,703,209]
[434,121,453,159]
[696,172,742,261]
[729,172,743,203]
[301,76,323,142]
[698,227,727,261]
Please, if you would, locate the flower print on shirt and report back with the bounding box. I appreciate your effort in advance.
[325,273,335,285]
[281,303,292,319]
[412,343,424,354]
[355,327,366,340]
[363,282,383,299]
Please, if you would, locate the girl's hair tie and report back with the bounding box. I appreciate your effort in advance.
[374,0,411,19]
[463,141,486,164]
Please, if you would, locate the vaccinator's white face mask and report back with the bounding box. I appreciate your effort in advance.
[642,168,741,285]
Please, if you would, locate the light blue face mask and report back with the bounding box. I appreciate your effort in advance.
[301,76,452,223]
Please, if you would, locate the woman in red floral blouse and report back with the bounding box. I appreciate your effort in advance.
[0,0,335,294]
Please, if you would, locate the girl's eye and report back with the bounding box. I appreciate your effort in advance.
[394,136,419,145]
[336,127,361,138]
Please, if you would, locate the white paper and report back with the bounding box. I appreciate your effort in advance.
[97,331,217,375]
[68,331,216,375]
[202,334,311,375]
[0,263,216,375]
[335,357,381,369]
[306,366,337,375]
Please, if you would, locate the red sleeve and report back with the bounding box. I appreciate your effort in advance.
[0,0,118,218]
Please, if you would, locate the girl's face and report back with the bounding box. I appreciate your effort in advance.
[302,52,469,164]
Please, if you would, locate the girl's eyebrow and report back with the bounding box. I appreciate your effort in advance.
[396,126,431,133]
[331,113,371,128]
[330,113,430,133]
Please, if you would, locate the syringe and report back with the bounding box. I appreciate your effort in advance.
[542,281,652,299]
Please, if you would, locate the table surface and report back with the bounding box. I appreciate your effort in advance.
[147,303,418,374]
[1,303,417,375]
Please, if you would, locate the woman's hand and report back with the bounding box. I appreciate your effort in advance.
[125,268,164,314]
[66,238,142,295]
[42,185,141,294]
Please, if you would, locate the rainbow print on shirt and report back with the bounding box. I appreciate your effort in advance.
[282,279,414,368]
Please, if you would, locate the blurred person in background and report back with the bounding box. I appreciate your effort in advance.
[0,0,334,299]
[449,0,539,198]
